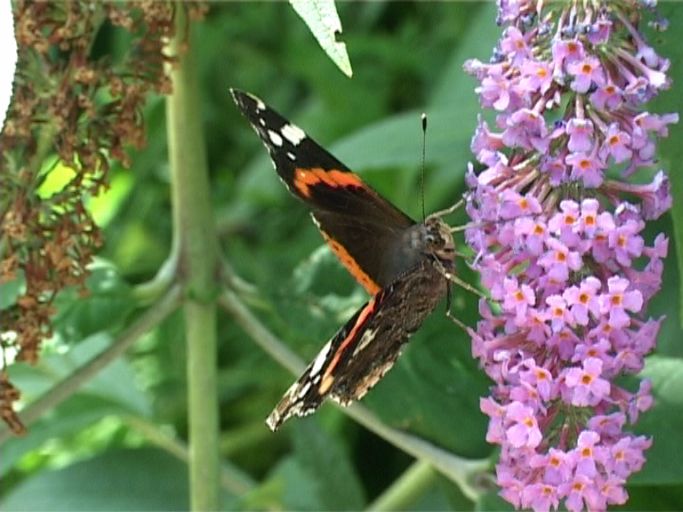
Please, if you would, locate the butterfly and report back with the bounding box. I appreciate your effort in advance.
[231,89,456,431]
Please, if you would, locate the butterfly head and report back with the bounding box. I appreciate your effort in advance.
[423,217,455,265]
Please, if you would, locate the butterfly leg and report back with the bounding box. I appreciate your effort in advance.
[450,221,486,233]
[429,195,466,219]
[446,307,471,332]
[444,282,472,333]
[434,260,487,300]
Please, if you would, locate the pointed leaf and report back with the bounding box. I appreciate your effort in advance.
[289,0,353,77]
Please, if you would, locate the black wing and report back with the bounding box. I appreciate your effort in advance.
[231,89,416,293]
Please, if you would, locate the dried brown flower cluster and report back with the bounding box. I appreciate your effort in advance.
[0,1,205,434]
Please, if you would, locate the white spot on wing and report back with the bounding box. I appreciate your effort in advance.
[286,151,296,161]
[353,328,378,356]
[268,130,283,147]
[310,341,331,377]
[258,118,266,127]
[244,91,266,111]
[281,123,306,145]
[298,381,312,398]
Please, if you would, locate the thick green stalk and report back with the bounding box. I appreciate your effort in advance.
[367,460,436,511]
[165,8,220,511]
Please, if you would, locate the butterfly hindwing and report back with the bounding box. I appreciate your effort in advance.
[265,256,450,431]
[231,89,416,292]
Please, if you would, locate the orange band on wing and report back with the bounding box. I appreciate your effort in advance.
[320,230,381,295]
[293,167,364,198]
[319,296,378,394]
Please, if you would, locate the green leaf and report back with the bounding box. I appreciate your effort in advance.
[1,396,127,476]
[615,484,683,511]
[2,334,154,476]
[362,309,492,457]
[243,457,323,510]
[430,2,498,110]
[243,420,365,510]
[631,356,683,485]
[0,271,24,309]
[53,259,135,342]
[10,332,151,415]
[290,420,366,509]
[289,0,353,77]
[87,170,135,228]
[36,161,77,199]
[333,109,469,171]
[646,3,683,327]
[475,490,512,511]
[1,448,190,511]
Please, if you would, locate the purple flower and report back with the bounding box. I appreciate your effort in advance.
[538,238,582,283]
[567,56,606,93]
[565,150,605,188]
[503,108,550,152]
[600,123,632,163]
[608,435,651,478]
[608,220,644,266]
[530,448,573,485]
[552,39,585,71]
[590,82,623,110]
[575,431,605,478]
[505,401,543,449]
[522,483,560,512]
[500,26,530,64]
[564,358,611,407]
[566,118,594,152]
[563,276,601,326]
[600,276,643,329]
[479,68,514,111]
[560,473,602,512]
[520,59,554,94]
[503,277,535,325]
[464,2,673,509]
[546,294,573,332]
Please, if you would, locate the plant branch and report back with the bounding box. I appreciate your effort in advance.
[165,7,221,510]
[219,289,305,375]
[0,285,182,445]
[367,460,436,511]
[131,253,178,305]
[123,414,255,495]
[217,287,490,501]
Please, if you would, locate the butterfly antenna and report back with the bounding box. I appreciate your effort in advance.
[420,113,427,221]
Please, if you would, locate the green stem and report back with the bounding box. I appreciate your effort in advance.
[123,415,255,495]
[217,287,490,501]
[131,254,178,305]
[165,8,220,511]
[219,290,305,375]
[0,285,182,445]
[367,460,436,511]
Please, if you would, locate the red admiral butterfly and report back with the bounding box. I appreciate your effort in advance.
[231,90,456,431]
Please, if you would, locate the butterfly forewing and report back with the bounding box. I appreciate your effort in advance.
[231,89,416,292]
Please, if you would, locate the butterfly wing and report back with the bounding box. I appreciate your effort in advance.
[231,89,416,293]
[265,258,448,431]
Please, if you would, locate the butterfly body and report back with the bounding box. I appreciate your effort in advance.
[230,90,454,431]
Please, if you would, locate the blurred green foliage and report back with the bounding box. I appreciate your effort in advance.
[2,2,683,510]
